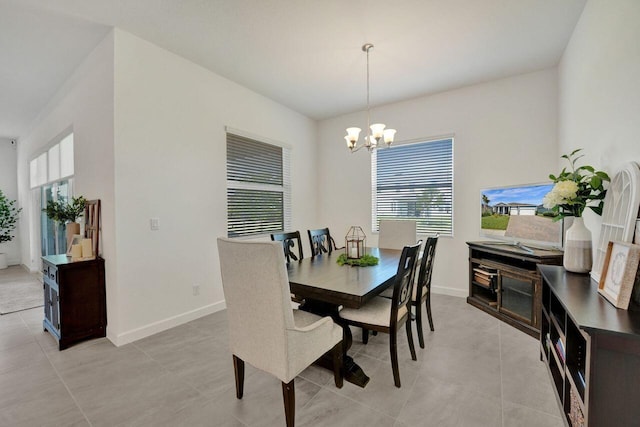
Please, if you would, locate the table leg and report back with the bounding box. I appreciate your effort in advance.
[300,300,370,388]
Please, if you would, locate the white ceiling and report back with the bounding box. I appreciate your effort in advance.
[0,0,586,140]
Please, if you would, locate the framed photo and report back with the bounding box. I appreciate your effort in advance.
[66,234,83,256]
[598,241,640,309]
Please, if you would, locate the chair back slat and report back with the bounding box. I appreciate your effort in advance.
[415,236,438,302]
[271,231,304,263]
[308,228,333,257]
[390,241,422,324]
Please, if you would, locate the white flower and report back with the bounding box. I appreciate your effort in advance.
[554,180,578,199]
[543,192,561,209]
[543,180,578,209]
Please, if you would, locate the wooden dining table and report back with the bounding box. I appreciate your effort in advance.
[286,247,402,387]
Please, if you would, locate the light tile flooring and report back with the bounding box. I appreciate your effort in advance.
[0,271,564,426]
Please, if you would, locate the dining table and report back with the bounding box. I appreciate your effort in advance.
[286,247,402,387]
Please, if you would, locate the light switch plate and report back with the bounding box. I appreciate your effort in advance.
[150,218,160,231]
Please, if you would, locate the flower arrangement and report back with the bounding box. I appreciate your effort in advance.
[543,149,609,220]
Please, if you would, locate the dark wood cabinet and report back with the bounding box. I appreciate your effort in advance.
[42,255,106,350]
[539,265,640,427]
[467,241,563,337]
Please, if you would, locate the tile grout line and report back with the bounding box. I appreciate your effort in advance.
[130,340,210,398]
[18,312,95,427]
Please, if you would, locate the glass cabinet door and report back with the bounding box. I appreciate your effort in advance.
[499,272,535,324]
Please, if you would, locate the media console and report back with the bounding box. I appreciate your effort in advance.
[467,241,563,337]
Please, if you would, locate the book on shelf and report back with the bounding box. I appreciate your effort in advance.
[474,274,492,286]
[473,267,497,277]
[555,339,566,363]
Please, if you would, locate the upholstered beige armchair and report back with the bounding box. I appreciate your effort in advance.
[378,219,417,249]
[217,238,343,427]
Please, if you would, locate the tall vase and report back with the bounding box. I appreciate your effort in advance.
[563,217,592,273]
[65,222,80,253]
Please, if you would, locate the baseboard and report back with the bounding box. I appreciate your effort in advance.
[110,300,227,347]
[431,285,467,298]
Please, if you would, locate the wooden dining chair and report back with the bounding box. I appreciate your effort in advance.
[307,228,342,257]
[412,236,438,348]
[217,238,343,427]
[378,219,417,250]
[338,241,422,388]
[271,231,304,263]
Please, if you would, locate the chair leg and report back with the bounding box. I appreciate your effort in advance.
[362,328,369,344]
[233,355,244,399]
[332,341,344,388]
[426,293,434,331]
[415,303,425,349]
[282,379,295,427]
[389,329,401,388]
[406,318,417,361]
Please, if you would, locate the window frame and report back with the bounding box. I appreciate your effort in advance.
[371,135,454,236]
[28,131,76,258]
[225,127,291,238]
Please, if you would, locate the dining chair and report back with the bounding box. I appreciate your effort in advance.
[378,219,417,250]
[412,236,438,348]
[217,238,343,427]
[338,241,422,388]
[271,231,304,263]
[307,227,342,257]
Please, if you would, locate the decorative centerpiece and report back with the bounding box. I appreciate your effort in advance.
[543,149,610,273]
[337,226,379,266]
[345,226,366,259]
[43,195,87,254]
[0,189,22,269]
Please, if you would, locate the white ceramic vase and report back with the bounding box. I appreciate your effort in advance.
[563,217,592,273]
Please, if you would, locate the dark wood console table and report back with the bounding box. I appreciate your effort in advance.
[43,255,106,350]
[539,265,640,426]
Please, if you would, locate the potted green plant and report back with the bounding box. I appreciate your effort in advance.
[0,189,22,269]
[43,195,87,252]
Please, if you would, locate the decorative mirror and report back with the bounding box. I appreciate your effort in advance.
[591,163,640,283]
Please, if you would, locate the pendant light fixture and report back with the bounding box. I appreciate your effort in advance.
[344,43,396,152]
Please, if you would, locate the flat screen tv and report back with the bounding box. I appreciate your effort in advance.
[480,183,567,252]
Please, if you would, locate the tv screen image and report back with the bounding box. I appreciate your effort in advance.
[480,183,566,250]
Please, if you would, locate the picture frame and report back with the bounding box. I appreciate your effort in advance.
[598,241,640,309]
[66,234,83,256]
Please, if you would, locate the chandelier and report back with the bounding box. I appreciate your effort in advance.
[345,43,396,152]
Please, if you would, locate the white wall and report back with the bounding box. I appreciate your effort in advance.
[14,28,318,346]
[317,69,559,296]
[559,0,640,245]
[0,138,20,265]
[15,31,117,331]
[112,30,318,344]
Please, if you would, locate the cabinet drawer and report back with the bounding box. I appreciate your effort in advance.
[43,263,58,286]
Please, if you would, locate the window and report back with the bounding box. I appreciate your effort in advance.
[226,131,291,237]
[29,132,75,256]
[372,137,453,236]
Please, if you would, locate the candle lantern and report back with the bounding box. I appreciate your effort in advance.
[345,226,366,259]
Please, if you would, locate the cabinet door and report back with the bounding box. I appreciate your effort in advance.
[43,282,52,323]
[50,286,60,332]
[499,271,536,324]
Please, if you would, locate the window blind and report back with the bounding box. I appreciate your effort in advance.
[372,138,453,236]
[226,132,290,237]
